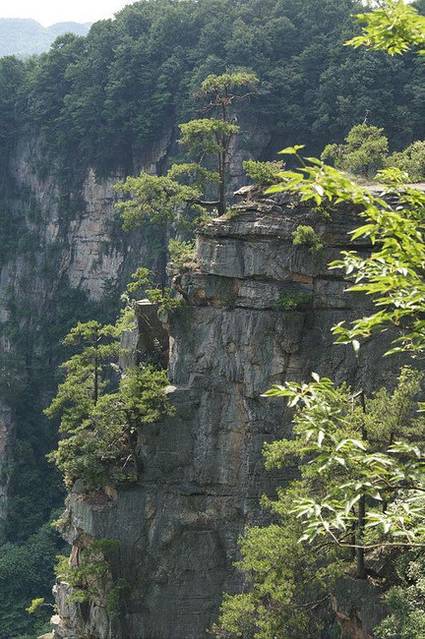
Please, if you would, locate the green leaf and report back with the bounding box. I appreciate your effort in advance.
[278,145,305,155]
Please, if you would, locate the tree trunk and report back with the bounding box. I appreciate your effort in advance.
[356,495,367,579]
[218,162,226,216]
[94,356,99,405]
[356,390,367,579]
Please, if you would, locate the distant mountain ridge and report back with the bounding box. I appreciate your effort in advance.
[0,18,91,57]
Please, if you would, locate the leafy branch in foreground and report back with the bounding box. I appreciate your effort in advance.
[217,6,425,638]
[214,369,425,638]
[347,0,425,56]
[263,369,425,559]
[217,146,425,636]
[268,150,425,355]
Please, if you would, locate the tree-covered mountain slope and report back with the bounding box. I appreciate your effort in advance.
[1,0,425,182]
[0,19,91,57]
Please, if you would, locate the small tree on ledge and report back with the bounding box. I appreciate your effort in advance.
[115,70,259,227]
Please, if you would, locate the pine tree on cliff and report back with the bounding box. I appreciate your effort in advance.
[114,70,259,226]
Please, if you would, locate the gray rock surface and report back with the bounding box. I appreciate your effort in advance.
[0,402,12,543]
[53,194,405,638]
[0,136,174,543]
[0,124,271,540]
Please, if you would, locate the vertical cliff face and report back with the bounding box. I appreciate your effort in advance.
[0,136,171,544]
[0,402,12,543]
[0,124,270,545]
[52,192,401,639]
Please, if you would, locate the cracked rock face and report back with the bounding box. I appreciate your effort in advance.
[53,194,406,639]
[0,129,271,549]
[0,138,171,549]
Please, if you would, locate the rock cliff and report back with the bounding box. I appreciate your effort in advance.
[52,192,401,639]
[0,401,12,543]
[0,138,168,546]
[0,127,268,543]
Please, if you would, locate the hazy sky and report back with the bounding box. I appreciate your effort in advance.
[0,0,135,26]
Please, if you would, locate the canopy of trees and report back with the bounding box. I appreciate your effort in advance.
[322,123,425,181]
[1,0,425,179]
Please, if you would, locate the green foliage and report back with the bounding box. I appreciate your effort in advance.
[263,369,425,551]
[118,365,172,424]
[0,56,26,179]
[268,148,369,207]
[267,147,425,355]
[4,0,425,179]
[125,267,152,296]
[292,225,323,253]
[168,162,220,186]
[0,520,62,638]
[376,556,425,638]
[214,518,340,639]
[115,172,202,228]
[145,289,183,317]
[0,274,108,637]
[321,124,389,178]
[243,160,284,186]
[50,363,172,490]
[55,539,127,615]
[330,187,425,355]
[168,239,197,275]
[276,291,313,311]
[219,7,425,639]
[44,321,119,435]
[45,317,173,490]
[347,0,425,55]
[217,369,425,637]
[125,264,183,316]
[116,70,258,226]
[179,119,240,156]
[376,166,411,185]
[25,597,45,615]
[259,101,425,635]
[190,73,259,197]
[199,71,259,96]
[322,124,425,182]
[3,2,425,636]
[386,140,425,182]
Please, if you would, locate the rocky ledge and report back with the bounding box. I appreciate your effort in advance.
[52,193,401,639]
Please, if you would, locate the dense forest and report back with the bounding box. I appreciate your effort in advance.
[2,0,425,181]
[1,0,425,637]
